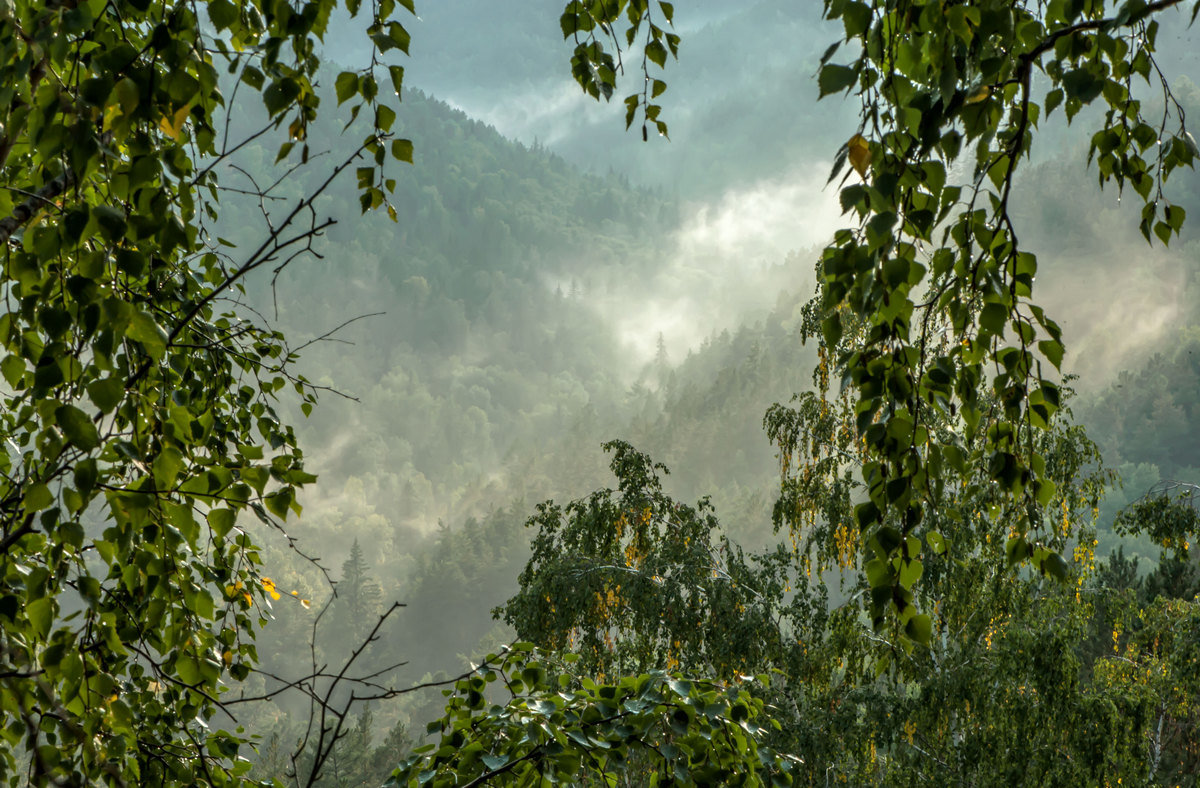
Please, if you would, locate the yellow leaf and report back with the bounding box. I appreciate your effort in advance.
[222,650,233,667]
[848,134,871,178]
[966,84,991,104]
[102,102,121,131]
[300,598,311,609]
[261,577,281,601]
[159,104,191,139]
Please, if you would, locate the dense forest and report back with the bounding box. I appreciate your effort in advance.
[3,1,1200,786]
[248,7,1200,782]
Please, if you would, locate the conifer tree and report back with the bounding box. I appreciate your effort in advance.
[335,538,383,645]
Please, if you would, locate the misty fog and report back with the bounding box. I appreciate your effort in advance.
[217,0,1200,767]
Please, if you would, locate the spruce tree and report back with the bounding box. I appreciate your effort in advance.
[335,538,383,644]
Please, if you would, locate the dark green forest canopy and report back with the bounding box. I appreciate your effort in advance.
[4,0,1200,787]
[0,0,417,785]
[0,1,821,785]
[563,0,1200,629]
[324,0,1200,780]
[407,0,1200,783]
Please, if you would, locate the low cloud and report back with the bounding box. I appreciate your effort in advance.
[1038,243,1188,389]
[585,162,844,364]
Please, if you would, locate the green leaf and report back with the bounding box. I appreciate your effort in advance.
[1037,339,1064,370]
[392,138,413,163]
[23,484,53,513]
[841,2,872,37]
[864,558,889,588]
[263,78,301,116]
[174,654,201,685]
[646,40,668,69]
[818,64,857,97]
[153,447,185,488]
[116,249,146,277]
[26,597,54,640]
[839,184,867,213]
[1165,204,1186,232]
[1154,221,1172,245]
[113,77,140,113]
[1043,551,1069,581]
[855,500,881,529]
[127,312,168,360]
[1005,535,1028,564]
[481,754,509,771]
[86,378,124,413]
[74,459,98,496]
[207,508,236,539]
[926,531,947,555]
[560,10,580,37]
[1,355,24,387]
[1035,479,1057,507]
[1062,68,1104,104]
[375,104,396,132]
[388,22,412,54]
[979,303,1008,334]
[866,211,897,246]
[822,313,842,347]
[264,488,294,520]
[905,613,932,645]
[240,66,264,90]
[335,71,358,105]
[92,206,127,240]
[898,558,923,589]
[207,0,238,29]
[55,405,100,451]
[883,256,910,288]
[388,65,406,96]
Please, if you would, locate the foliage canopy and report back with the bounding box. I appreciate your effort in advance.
[462,0,1200,783]
[6,0,1200,785]
[0,0,414,784]
[562,0,1200,636]
[390,643,799,787]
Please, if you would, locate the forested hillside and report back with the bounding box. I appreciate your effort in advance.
[229,77,832,753]
[6,1,1200,786]
[239,11,1200,781]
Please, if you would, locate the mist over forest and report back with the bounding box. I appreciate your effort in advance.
[198,1,1200,779]
[5,1,1200,785]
